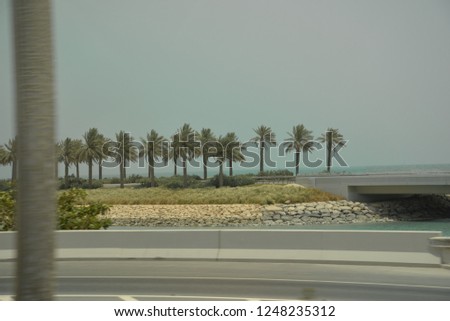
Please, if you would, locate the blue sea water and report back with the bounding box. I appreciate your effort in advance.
[293,163,450,176]
[226,163,450,177]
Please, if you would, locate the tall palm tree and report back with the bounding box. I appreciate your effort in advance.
[13,0,56,300]
[55,141,62,179]
[285,124,314,175]
[72,139,83,179]
[197,128,216,180]
[115,131,138,188]
[318,128,345,173]
[96,133,109,181]
[0,138,18,182]
[79,128,102,185]
[223,132,245,176]
[172,124,198,186]
[59,138,78,187]
[169,133,180,176]
[215,135,227,187]
[252,125,276,174]
[141,130,166,187]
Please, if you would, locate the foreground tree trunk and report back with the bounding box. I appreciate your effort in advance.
[13,0,56,300]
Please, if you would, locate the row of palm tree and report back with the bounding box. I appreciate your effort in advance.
[0,124,345,187]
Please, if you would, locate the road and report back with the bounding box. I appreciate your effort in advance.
[1,260,450,300]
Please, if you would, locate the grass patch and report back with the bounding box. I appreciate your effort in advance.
[81,185,342,205]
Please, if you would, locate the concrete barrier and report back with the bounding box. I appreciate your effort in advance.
[430,237,450,267]
[0,229,444,266]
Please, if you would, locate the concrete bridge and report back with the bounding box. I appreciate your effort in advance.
[296,173,450,201]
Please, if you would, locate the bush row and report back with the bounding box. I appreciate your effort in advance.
[0,188,111,231]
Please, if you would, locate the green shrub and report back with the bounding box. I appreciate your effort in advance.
[108,177,121,184]
[156,175,205,189]
[58,189,111,230]
[126,174,143,183]
[59,176,103,190]
[0,180,13,192]
[138,178,159,188]
[0,190,15,231]
[0,188,111,231]
[208,174,256,188]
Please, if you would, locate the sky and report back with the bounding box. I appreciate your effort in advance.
[1,0,450,178]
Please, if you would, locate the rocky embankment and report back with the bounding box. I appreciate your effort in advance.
[106,195,450,227]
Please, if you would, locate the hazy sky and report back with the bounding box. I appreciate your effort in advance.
[1,0,450,177]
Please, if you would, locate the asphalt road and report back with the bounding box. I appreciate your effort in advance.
[1,260,450,301]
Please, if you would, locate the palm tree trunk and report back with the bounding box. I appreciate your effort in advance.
[98,157,102,180]
[76,161,80,179]
[228,158,233,176]
[148,156,152,181]
[88,157,93,185]
[295,150,300,176]
[182,157,187,186]
[326,131,332,173]
[13,0,56,300]
[149,157,156,187]
[119,162,124,188]
[259,140,264,173]
[173,157,178,176]
[11,160,17,182]
[203,155,208,180]
[64,162,69,187]
[219,160,224,188]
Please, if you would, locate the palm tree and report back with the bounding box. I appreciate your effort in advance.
[55,141,63,179]
[252,125,276,174]
[115,131,138,188]
[285,124,314,175]
[169,133,180,176]
[13,0,56,300]
[96,133,109,181]
[78,128,102,185]
[197,128,216,180]
[215,135,227,187]
[223,132,245,176]
[72,139,83,179]
[318,128,345,173]
[141,130,166,187]
[172,124,198,186]
[0,138,18,182]
[59,138,78,187]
